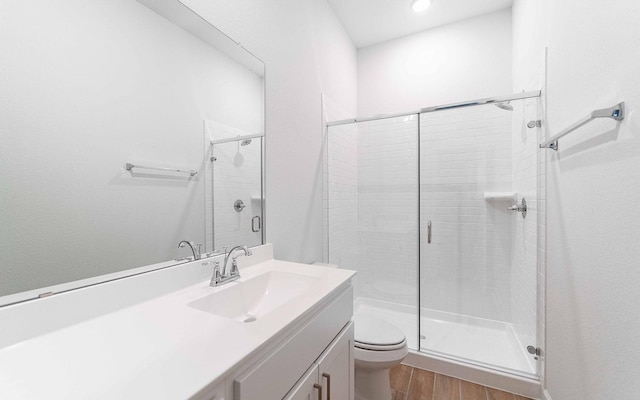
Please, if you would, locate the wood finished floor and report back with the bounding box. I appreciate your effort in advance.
[390,364,534,400]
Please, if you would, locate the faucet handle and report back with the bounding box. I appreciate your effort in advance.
[211,261,222,284]
[230,257,240,276]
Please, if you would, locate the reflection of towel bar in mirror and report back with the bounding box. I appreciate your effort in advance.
[125,162,197,177]
[540,102,625,151]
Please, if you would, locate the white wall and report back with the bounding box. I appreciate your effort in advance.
[182,0,358,264]
[357,9,512,117]
[514,0,640,399]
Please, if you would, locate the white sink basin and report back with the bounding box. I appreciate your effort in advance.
[189,271,321,322]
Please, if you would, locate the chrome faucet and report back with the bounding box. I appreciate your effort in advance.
[178,240,201,260]
[210,245,252,287]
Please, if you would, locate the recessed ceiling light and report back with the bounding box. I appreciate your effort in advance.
[412,0,432,13]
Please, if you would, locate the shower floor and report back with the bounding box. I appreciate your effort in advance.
[354,297,536,375]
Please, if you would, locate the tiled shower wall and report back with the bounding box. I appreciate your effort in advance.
[420,106,513,321]
[326,123,359,284]
[356,116,419,306]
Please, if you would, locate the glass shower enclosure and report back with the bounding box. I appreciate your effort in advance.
[325,93,543,379]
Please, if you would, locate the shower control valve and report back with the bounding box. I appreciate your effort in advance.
[234,199,246,212]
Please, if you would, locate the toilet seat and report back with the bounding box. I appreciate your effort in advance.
[355,339,407,351]
[353,315,407,351]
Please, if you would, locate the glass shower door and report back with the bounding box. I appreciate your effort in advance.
[326,114,421,350]
[418,98,540,377]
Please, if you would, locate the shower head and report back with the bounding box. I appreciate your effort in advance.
[494,101,513,111]
[240,139,252,146]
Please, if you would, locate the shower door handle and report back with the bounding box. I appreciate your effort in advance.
[251,216,261,232]
[427,220,432,244]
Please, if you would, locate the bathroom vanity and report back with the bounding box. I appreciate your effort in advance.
[0,244,355,399]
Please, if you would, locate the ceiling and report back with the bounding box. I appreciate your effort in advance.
[326,0,514,48]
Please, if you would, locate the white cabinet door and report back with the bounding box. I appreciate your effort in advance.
[316,321,355,400]
[233,288,353,400]
[284,364,321,400]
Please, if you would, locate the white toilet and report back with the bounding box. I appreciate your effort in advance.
[353,315,408,400]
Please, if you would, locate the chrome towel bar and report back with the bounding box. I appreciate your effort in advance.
[125,162,197,176]
[540,102,625,151]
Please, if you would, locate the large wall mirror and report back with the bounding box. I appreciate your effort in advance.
[0,0,265,304]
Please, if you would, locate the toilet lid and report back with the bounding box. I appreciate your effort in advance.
[353,315,406,350]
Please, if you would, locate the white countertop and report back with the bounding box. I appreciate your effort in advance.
[0,257,355,399]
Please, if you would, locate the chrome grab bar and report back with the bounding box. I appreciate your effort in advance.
[540,102,625,150]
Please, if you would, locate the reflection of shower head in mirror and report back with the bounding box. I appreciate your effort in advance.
[494,101,513,111]
[234,138,251,166]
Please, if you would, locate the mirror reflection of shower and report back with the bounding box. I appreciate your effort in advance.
[205,124,264,254]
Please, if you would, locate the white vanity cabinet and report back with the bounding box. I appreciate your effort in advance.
[202,383,226,400]
[231,286,354,400]
[284,322,355,400]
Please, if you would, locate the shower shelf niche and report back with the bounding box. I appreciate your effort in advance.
[483,192,517,201]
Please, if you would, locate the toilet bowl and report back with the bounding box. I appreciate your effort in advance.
[353,315,408,400]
